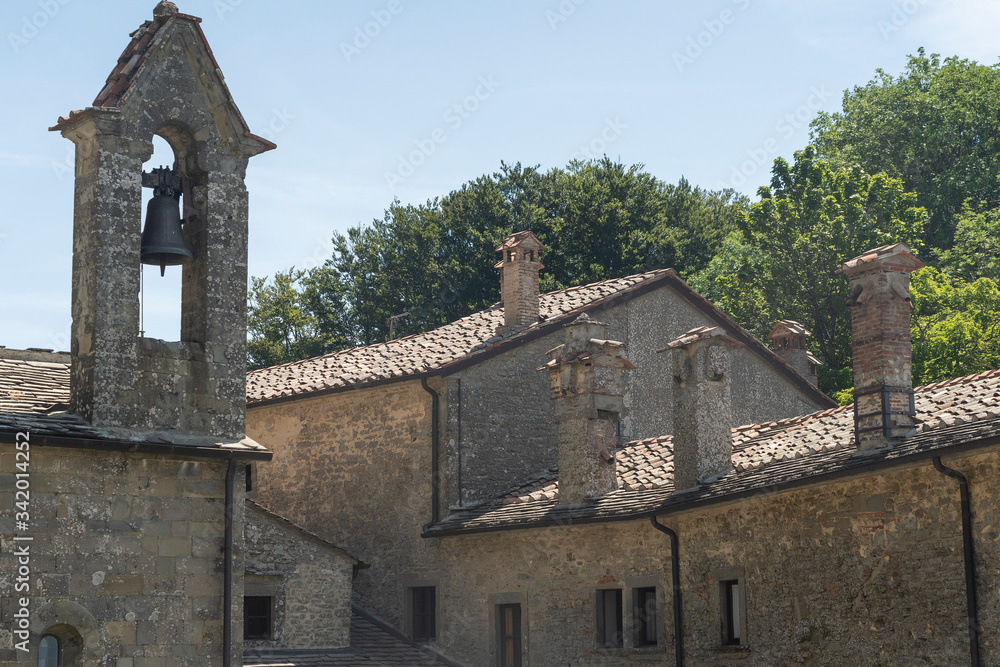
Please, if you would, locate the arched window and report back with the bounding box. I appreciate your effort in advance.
[37,635,60,667]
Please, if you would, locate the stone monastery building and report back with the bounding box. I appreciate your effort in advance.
[4,3,1000,667]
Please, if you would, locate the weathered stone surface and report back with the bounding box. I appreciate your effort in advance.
[666,327,741,492]
[56,12,270,440]
[0,447,242,666]
[243,503,355,651]
[841,244,926,450]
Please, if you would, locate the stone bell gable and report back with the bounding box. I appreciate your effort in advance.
[50,1,274,439]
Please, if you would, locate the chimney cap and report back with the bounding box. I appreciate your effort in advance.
[496,230,546,252]
[839,243,925,275]
[658,326,742,353]
[768,319,811,339]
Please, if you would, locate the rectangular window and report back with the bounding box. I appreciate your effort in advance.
[497,603,522,667]
[633,586,658,647]
[722,579,743,645]
[596,589,623,648]
[244,596,272,640]
[410,586,436,642]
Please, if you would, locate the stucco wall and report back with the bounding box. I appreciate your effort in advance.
[420,449,999,666]
[243,505,354,650]
[0,445,244,667]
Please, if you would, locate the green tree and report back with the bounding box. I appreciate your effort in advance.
[693,146,926,395]
[247,266,354,370]
[937,201,1000,282]
[321,159,745,345]
[811,49,1000,248]
[911,267,1000,385]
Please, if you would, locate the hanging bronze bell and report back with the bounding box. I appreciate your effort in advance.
[140,192,193,277]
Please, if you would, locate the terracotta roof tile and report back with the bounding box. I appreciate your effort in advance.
[0,357,70,414]
[246,271,675,404]
[438,371,1000,533]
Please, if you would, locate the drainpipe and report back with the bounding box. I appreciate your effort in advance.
[223,456,237,667]
[650,516,684,667]
[421,378,441,524]
[932,457,980,667]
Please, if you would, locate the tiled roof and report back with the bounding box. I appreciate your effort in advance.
[247,270,834,407]
[49,5,274,151]
[247,271,673,404]
[244,607,464,666]
[0,354,266,455]
[247,499,359,564]
[426,370,1000,536]
[0,357,70,414]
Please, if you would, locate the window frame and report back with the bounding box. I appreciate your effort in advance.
[409,585,437,643]
[632,586,659,647]
[37,634,60,667]
[595,588,624,648]
[243,595,274,641]
[496,603,522,667]
[714,566,748,648]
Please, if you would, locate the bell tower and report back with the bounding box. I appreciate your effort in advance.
[51,1,274,439]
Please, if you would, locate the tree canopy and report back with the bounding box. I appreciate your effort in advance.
[810,49,1000,249]
[691,146,926,394]
[247,159,746,367]
[249,51,1000,399]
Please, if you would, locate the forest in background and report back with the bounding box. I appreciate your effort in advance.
[248,50,1000,402]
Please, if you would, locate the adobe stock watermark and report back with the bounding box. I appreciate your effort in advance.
[7,0,73,54]
[569,118,627,162]
[11,431,33,653]
[341,0,404,63]
[255,107,295,145]
[673,0,751,72]
[546,0,587,31]
[214,0,244,20]
[877,0,931,39]
[722,84,833,189]
[383,75,501,191]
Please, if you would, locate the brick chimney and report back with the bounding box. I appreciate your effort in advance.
[768,320,821,387]
[662,326,742,493]
[840,244,925,451]
[542,314,634,505]
[495,231,545,334]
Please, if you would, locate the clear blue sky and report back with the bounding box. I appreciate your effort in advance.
[1,0,997,348]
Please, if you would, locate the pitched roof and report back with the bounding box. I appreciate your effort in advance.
[247,270,834,408]
[0,355,267,458]
[424,370,1000,536]
[247,499,359,564]
[244,606,464,666]
[49,5,274,152]
[0,356,70,414]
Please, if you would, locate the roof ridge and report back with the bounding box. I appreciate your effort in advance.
[248,269,675,379]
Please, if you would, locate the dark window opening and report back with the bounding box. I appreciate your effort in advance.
[596,588,623,648]
[245,463,253,493]
[411,586,436,642]
[634,587,658,646]
[37,635,60,667]
[722,580,742,645]
[497,603,522,667]
[244,596,273,640]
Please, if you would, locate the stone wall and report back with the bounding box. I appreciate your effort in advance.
[420,449,1000,666]
[243,503,355,651]
[448,285,825,506]
[0,445,243,666]
[247,282,832,643]
[247,379,436,629]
